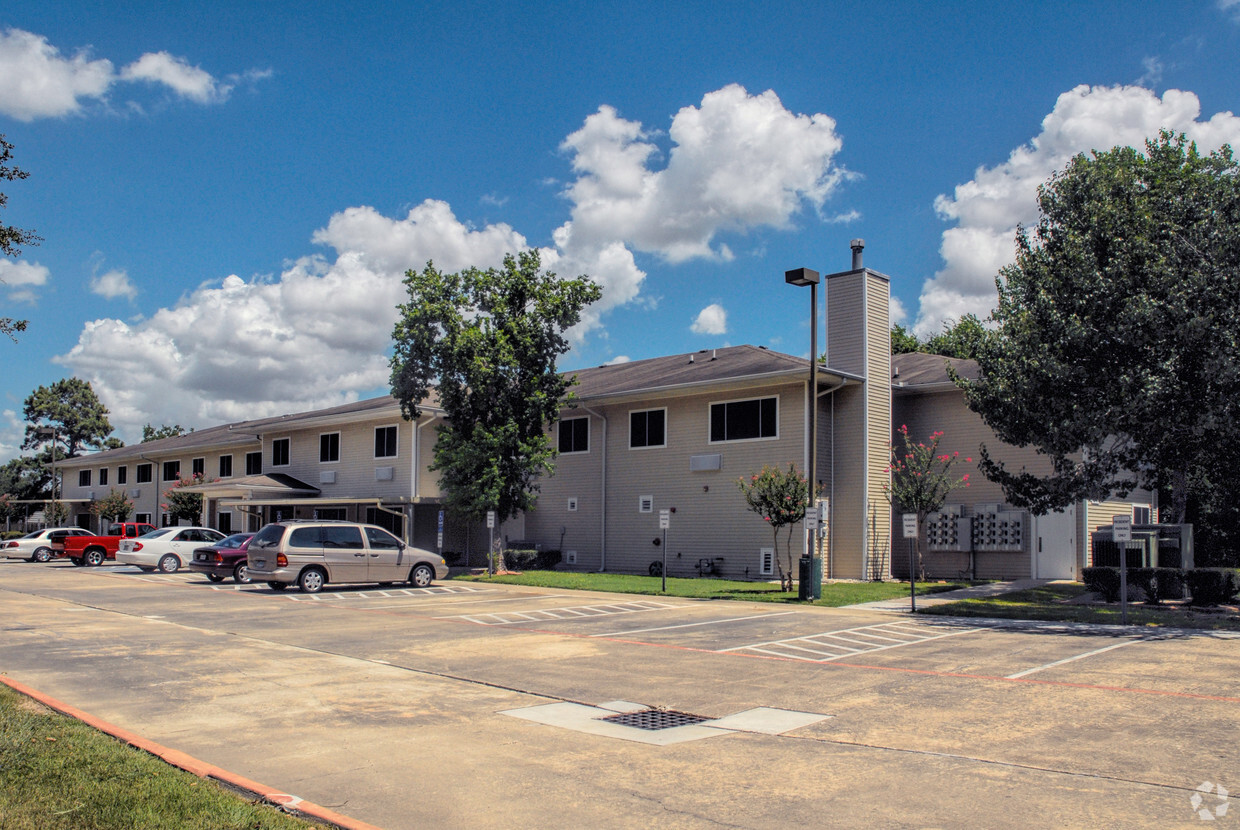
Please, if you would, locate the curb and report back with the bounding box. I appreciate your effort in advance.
[0,675,383,830]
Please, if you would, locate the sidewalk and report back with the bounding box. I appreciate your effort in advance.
[845,578,1053,612]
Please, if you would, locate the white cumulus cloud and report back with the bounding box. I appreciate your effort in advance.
[0,259,50,303]
[691,303,728,335]
[0,27,262,120]
[90,269,138,301]
[916,84,1240,336]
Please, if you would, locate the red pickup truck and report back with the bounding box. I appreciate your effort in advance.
[57,522,157,566]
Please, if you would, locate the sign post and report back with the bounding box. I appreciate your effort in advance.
[658,509,670,592]
[1113,515,1132,625]
[902,513,919,612]
[437,509,445,556]
[487,510,496,576]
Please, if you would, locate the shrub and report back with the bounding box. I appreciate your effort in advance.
[1082,566,1121,602]
[503,548,562,571]
[1128,567,1185,604]
[1184,568,1240,607]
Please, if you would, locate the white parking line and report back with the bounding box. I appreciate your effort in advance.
[592,611,797,638]
[720,622,984,662]
[1005,637,1155,679]
[446,600,682,625]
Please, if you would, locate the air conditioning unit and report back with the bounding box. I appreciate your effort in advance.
[319,470,336,484]
[129,489,141,499]
[375,466,394,481]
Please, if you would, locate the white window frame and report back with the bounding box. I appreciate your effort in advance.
[558,417,590,455]
[162,460,181,482]
[271,437,291,468]
[219,454,233,478]
[708,395,780,444]
[375,425,399,459]
[191,457,206,478]
[628,407,667,450]
[320,431,341,464]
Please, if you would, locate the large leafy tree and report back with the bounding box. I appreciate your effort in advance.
[958,132,1240,527]
[891,315,990,360]
[390,250,601,523]
[143,423,190,442]
[22,378,118,458]
[1,134,41,340]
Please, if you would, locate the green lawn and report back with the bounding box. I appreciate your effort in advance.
[919,582,1240,631]
[458,570,966,607]
[0,685,313,830]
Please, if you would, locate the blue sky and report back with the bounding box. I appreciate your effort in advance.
[2,1,1240,458]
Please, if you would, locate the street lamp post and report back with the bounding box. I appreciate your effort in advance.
[35,426,59,527]
[785,267,819,599]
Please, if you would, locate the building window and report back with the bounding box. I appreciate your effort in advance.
[558,417,589,454]
[375,426,398,459]
[117,466,127,485]
[245,451,262,475]
[629,409,666,449]
[135,512,152,525]
[709,397,778,443]
[218,512,232,533]
[136,464,152,484]
[162,460,180,481]
[320,432,340,463]
[314,507,347,521]
[272,438,290,467]
[365,507,403,535]
[219,455,233,478]
[191,457,205,478]
[78,470,92,487]
[98,468,108,486]
[1133,506,1151,524]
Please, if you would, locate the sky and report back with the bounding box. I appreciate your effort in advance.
[2,1,1240,460]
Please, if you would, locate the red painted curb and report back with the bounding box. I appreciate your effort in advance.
[0,675,384,830]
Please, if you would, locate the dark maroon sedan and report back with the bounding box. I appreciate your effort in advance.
[188,532,256,584]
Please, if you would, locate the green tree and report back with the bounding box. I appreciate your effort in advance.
[91,489,134,523]
[22,378,118,458]
[43,500,68,526]
[161,476,213,524]
[737,463,810,592]
[142,424,190,442]
[890,324,921,354]
[390,251,601,525]
[882,425,971,580]
[0,455,47,501]
[1,134,41,340]
[957,132,1240,529]
[892,316,990,360]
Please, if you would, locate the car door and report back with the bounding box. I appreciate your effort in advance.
[363,526,405,581]
[320,525,367,583]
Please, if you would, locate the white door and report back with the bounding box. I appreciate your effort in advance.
[1034,506,1077,579]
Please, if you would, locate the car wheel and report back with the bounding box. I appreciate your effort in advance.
[206,574,225,583]
[410,563,434,588]
[32,546,52,563]
[157,554,180,573]
[233,563,251,584]
[267,581,288,592]
[298,569,325,593]
[84,549,105,567]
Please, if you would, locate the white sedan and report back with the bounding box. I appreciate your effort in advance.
[3,527,94,562]
[117,527,226,573]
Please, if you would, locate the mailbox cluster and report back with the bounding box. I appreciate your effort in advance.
[924,503,1027,552]
[970,503,1025,551]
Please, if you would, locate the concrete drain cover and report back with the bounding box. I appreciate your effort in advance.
[596,709,708,730]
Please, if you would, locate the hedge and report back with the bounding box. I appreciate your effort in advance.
[1085,566,1238,607]
[503,548,562,571]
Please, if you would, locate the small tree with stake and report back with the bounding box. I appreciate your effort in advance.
[737,463,810,592]
[883,425,971,582]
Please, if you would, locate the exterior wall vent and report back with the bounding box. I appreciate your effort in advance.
[375,466,394,481]
[319,470,336,484]
[639,495,653,513]
[567,497,578,512]
[759,547,774,576]
[565,550,577,565]
[689,453,722,472]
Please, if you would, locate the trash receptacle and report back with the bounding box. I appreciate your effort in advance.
[798,555,822,601]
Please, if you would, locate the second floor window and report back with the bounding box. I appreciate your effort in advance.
[246,451,262,475]
[374,426,397,458]
[98,468,108,486]
[272,438,290,467]
[558,417,589,454]
[630,409,666,449]
[117,466,127,485]
[709,397,778,443]
[320,432,340,463]
[136,464,152,483]
[162,460,180,481]
[191,457,205,477]
[219,455,233,478]
[78,470,91,487]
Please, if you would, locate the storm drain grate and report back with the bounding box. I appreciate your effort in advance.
[596,709,710,730]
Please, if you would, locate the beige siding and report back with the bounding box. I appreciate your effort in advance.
[825,271,865,375]
[864,274,892,579]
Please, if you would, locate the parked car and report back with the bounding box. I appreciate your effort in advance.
[246,520,448,593]
[188,532,256,584]
[58,521,158,566]
[3,528,94,562]
[116,527,226,573]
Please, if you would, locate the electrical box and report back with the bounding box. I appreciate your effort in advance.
[926,509,972,552]
[970,506,1026,552]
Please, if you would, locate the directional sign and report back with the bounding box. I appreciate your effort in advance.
[487,511,496,529]
[804,507,818,530]
[659,509,671,529]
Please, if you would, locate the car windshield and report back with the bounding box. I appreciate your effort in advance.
[218,534,250,549]
[140,528,176,539]
[249,525,284,549]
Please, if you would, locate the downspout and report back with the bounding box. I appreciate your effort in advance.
[583,406,608,572]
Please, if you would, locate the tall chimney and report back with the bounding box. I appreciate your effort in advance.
[850,238,865,270]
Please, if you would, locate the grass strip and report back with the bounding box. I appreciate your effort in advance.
[919,583,1240,631]
[458,570,966,606]
[0,684,314,830]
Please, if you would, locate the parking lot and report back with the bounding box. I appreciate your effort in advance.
[2,559,1238,828]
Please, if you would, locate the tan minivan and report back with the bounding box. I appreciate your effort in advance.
[245,520,449,593]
